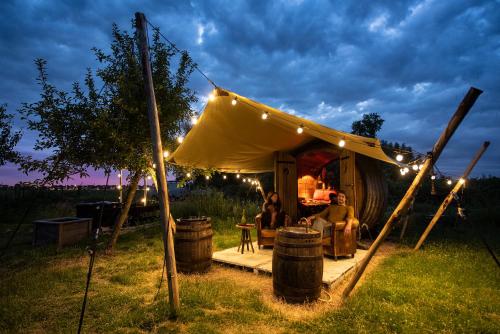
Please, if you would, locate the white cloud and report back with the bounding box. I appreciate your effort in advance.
[368,14,400,37]
[196,22,217,45]
[412,82,431,94]
[356,98,376,111]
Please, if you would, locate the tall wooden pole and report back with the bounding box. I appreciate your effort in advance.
[135,12,180,316]
[414,141,490,250]
[342,87,483,298]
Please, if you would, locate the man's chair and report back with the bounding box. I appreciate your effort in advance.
[255,213,291,248]
[322,218,359,260]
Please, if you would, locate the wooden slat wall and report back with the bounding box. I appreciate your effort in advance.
[339,150,357,217]
[274,151,298,222]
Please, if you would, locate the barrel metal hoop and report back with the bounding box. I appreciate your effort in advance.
[276,241,321,248]
[174,234,213,242]
[275,252,323,261]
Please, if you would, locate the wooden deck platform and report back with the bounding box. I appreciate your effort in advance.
[212,243,368,288]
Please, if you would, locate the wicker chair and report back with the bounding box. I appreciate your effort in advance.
[255,213,291,248]
[322,218,359,260]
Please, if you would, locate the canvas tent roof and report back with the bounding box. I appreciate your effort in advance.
[169,88,398,173]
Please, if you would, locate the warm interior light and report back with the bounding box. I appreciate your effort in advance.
[262,112,269,120]
[339,139,346,147]
[146,187,150,191]
[297,125,304,134]
[177,136,184,143]
[147,176,152,180]
[396,154,403,162]
[163,150,169,158]
[141,198,146,203]
[117,185,121,190]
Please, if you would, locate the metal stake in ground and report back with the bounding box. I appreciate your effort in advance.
[342,87,483,299]
[135,12,180,316]
[414,141,490,251]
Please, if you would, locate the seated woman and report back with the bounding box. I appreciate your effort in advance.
[261,192,287,229]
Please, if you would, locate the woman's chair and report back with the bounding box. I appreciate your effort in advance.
[255,213,291,248]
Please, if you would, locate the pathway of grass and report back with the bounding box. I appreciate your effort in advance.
[1,220,499,333]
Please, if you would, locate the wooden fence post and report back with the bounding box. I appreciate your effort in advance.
[414,141,490,250]
[135,12,180,316]
[342,87,483,299]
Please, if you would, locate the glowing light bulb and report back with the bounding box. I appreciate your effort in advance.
[236,174,240,179]
[243,178,247,182]
[404,167,409,173]
[152,163,156,168]
[208,92,215,101]
[396,154,403,162]
[191,116,198,125]
[431,175,436,180]
[339,139,346,147]
[205,175,210,180]
[177,136,184,144]
[163,150,169,158]
[232,97,237,106]
[141,198,146,203]
[412,164,418,171]
[297,125,304,134]
[186,172,191,178]
[419,164,424,170]
[459,178,465,184]
[223,175,227,179]
[262,112,269,120]
[117,185,122,190]
[400,168,405,176]
[447,179,452,185]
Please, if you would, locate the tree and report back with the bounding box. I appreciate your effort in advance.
[0,105,21,166]
[351,112,384,138]
[20,22,197,252]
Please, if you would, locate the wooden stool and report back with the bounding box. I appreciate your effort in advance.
[236,224,255,254]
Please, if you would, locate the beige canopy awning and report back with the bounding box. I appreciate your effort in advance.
[169,88,398,173]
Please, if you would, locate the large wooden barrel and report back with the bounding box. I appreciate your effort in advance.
[174,217,213,273]
[355,155,388,229]
[272,227,323,303]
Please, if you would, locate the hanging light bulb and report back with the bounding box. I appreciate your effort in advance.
[177,136,184,144]
[191,116,198,125]
[418,164,424,170]
[412,164,418,171]
[459,178,465,184]
[205,175,210,180]
[400,168,405,175]
[261,111,269,120]
[431,175,436,180]
[163,150,169,158]
[339,139,346,147]
[297,125,304,134]
[152,163,156,169]
[404,167,409,174]
[223,175,227,179]
[232,97,237,106]
[186,172,191,178]
[243,178,247,182]
[208,91,216,101]
[447,179,452,185]
[396,154,403,162]
[236,174,240,179]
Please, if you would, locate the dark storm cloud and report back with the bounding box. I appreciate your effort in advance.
[0,0,499,184]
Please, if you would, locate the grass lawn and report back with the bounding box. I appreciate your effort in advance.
[1,217,499,333]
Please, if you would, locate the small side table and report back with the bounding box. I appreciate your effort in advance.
[236,224,255,254]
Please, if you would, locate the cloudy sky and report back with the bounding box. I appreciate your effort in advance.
[0,0,499,185]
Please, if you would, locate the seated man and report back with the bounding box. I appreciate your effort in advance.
[307,190,357,240]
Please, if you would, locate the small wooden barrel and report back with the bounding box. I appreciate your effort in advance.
[174,217,213,273]
[273,227,323,303]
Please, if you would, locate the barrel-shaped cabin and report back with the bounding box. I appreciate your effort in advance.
[169,88,397,228]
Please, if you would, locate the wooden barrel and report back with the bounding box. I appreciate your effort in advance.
[174,217,213,273]
[272,227,323,303]
[355,155,388,229]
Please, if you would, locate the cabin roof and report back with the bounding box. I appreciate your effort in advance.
[169,88,398,173]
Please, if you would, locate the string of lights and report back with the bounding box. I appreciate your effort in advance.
[145,22,464,188]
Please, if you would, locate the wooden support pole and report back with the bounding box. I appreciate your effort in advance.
[414,141,490,250]
[342,87,483,299]
[135,12,180,316]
